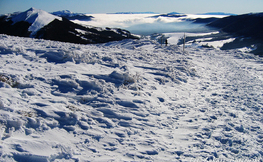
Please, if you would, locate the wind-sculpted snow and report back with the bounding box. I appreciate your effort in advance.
[0,34,263,161]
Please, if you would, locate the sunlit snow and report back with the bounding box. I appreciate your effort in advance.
[0,32,263,161]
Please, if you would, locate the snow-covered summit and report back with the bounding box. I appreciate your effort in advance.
[51,10,73,16]
[167,12,182,15]
[51,10,93,20]
[11,7,62,36]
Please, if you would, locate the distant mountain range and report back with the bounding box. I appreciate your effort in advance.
[110,12,159,14]
[111,11,234,16]
[199,12,236,15]
[0,8,138,44]
[51,10,93,21]
[150,13,187,18]
[110,12,235,15]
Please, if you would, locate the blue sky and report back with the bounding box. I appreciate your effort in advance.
[0,0,262,15]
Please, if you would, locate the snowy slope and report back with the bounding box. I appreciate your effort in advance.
[10,7,62,36]
[0,34,263,161]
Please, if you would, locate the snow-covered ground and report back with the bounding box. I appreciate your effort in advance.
[0,33,263,161]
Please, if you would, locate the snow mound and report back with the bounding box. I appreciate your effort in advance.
[11,7,62,36]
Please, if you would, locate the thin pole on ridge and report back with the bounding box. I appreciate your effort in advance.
[161,35,164,46]
[183,32,186,54]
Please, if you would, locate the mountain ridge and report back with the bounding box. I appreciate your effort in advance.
[2,7,61,37]
[199,12,236,15]
[110,11,159,14]
[207,12,263,40]
[0,8,138,44]
[51,10,93,21]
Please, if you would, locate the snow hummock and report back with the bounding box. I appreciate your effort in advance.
[11,7,62,36]
[0,33,263,161]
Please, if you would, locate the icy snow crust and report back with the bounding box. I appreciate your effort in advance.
[0,34,263,161]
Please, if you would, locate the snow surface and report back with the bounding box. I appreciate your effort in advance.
[11,8,62,36]
[0,33,263,161]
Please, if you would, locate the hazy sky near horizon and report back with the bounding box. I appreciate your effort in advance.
[0,0,262,15]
